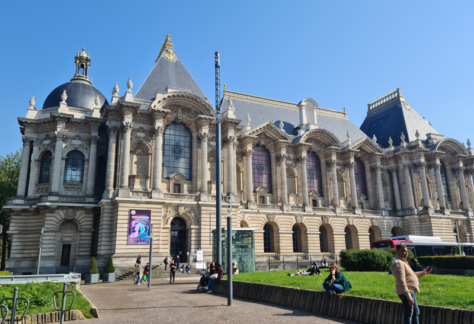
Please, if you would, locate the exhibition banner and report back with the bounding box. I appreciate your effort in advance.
[128,209,151,244]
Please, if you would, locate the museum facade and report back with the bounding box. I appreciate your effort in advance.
[4,35,473,274]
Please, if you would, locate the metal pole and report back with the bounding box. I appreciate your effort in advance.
[227,216,232,306]
[215,51,222,265]
[148,224,153,288]
[455,221,461,254]
[36,228,44,275]
[60,283,67,324]
[11,287,18,323]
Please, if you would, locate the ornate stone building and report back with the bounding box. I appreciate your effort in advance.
[4,35,473,274]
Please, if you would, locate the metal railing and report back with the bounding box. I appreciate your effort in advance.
[0,287,30,324]
[53,283,76,324]
[255,253,337,272]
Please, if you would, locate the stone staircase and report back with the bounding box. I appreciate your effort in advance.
[116,264,162,281]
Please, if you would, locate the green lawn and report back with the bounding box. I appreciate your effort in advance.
[0,282,93,318]
[225,268,474,311]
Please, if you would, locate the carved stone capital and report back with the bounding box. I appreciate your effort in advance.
[327,160,337,167]
[33,138,42,147]
[22,137,31,147]
[108,127,119,137]
[154,126,164,136]
[388,167,398,173]
[277,154,287,162]
[55,132,64,141]
[244,149,254,157]
[199,132,209,142]
[122,122,133,132]
[298,156,308,164]
[90,136,99,145]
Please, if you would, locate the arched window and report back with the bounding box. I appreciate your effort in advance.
[263,224,274,252]
[95,156,106,188]
[319,225,329,252]
[252,146,272,192]
[440,163,450,200]
[162,122,192,180]
[345,227,353,250]
[292,225,302,253]
[38,151,52,184]
[431,168,439,200]
[354,158,367,196]
[64,151,85,184]
[307,152,322,195]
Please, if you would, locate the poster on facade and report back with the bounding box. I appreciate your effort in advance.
[196,250,204,269]
[128,209,151,245]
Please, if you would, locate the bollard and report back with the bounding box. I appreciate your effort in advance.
[0,287,30,324]
[53,283,76,324]
[0,304,8,324]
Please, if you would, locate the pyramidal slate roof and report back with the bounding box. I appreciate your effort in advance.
[360,89,437,148]
[134,35,208,101]
[221,90,368,144]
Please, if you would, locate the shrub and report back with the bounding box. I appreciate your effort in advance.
[340,249,392,272]
[88,257,99,275]
[104,256,115,273]
[0,270,11,276]
[417,256,474,269]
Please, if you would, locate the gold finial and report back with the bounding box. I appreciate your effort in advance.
[224,84,227,93]
[156,34,175,63]
[343,107,346,114]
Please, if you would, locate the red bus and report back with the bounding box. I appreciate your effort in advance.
[371,235,474,257]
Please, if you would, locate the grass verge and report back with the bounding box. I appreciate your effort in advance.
[225,268,474,311]
[0,282,93,318]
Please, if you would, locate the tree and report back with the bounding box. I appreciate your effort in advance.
[0,150,21,270]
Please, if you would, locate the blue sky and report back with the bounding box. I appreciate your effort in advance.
[1,1,473,156]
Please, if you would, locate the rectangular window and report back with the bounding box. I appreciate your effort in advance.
[173,183,181,194]
[61,244,71,266]
[259,196,265,204]
[312,199,317,207]
[367,115,389,143]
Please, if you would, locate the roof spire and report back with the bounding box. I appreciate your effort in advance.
[70,47,92,85]
[155,34,176,63]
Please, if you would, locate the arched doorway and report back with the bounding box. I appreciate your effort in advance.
[391,227,403,237]
[319,225,333,253]
[170,217,188,262]
[57,220,79,269]
[240,221,249,228]
[369,226,381,246]
[263,223,275,253]
[345,227,353,249]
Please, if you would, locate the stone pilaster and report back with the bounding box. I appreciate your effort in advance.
[104,127,118,199]
[119,122,132,197]
[86,136,99,196]
[245,148,255,209]
[434,163,447,210]
[199,131,210,201]
[348,160,358,209]
[226,136,235,196]
[403,163,416,215]
[416,162,432,209]
[27,139,41,198]
[279,153,289,206]
[50,132,64,195]
[375,164,385,210]
[300,155,310,211]
[17,137,31,198]
[329,159,339,207]
[456,166,472,215]
[390,167,402,211]
[152,126,164,198]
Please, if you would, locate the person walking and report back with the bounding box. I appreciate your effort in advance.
[136,255,142,266]
[163,256,169,271]
[392,244,432,324]
[144,262,150,285]
[169,258,176,284]
[134,263,142,285]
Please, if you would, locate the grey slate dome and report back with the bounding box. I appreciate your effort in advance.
[43,82,108,111]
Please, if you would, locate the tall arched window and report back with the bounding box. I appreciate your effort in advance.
[354,158,367,196]
[431,168,439,200]
[292,225,302,253]
[440,163,450,200]
[252,146,272,192]
[319,225,329,252]
[95,156,106,188]
[39,151,52,184]
[263,224,273,252]
[64,151,85,183]
[162,122,192,180]
[345,227,353,250]
[307,152,322,195]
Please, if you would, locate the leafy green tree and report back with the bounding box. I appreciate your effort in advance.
[0,150,22,270]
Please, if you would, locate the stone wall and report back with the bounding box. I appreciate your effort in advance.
[213,280,474,324]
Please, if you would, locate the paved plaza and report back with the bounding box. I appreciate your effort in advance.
[80,278,360,324]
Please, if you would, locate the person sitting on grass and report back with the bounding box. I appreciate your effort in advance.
[288,269,309,276]
[322,263,352,295]
[308,264,322,276]
[321,258,329,268]
[232,261,239,275]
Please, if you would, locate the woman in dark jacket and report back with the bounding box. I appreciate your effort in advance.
[169,258,177,284]
[323,263,352,295]
[206,262,223,294]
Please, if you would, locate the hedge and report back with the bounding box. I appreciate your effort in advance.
[417,256,474,270]
[0,270,11,276]
[340,248,414,272]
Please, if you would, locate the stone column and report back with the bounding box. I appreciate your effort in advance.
[199,132,209,201]
[50,132,64,195]
[152,126,164,198]
[27,139,41,198]
[120,122,132,191]
[349,161,358,209]
[456,166,471,212]
[104,127,118,198]
[279,154,288,206]
[329,159,339,207]
[17,137,32,198]
[300,156,309,210]
[417,162,432,208]
[375,165,385,210]
[226,136,235,195]
[390,168,402,211]
[403,164,415,212]
[245,148,255,208]
[86,136,99,196]
[434,163,446,209]
[232,140,238,195]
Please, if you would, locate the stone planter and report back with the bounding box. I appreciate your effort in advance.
[103,272,116,282]
[85,273,100,284]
